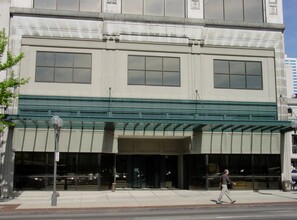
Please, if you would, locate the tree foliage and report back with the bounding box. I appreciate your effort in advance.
[0,29,29,131]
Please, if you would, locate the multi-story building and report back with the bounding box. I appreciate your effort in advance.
[285,60,297,168]
[285,57,297,95]
[0,0,294,196]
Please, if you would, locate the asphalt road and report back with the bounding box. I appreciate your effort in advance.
[0,203,297,220]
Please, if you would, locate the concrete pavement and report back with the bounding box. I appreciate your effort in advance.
[0,189,297,211]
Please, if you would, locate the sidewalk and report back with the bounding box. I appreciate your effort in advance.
[1,189,297,210]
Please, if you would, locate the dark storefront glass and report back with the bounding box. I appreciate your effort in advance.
[14,153,281,191]
[184,154,281,190]
[253,155,281,190]
[184,155,207,190]
[14,152,114,191]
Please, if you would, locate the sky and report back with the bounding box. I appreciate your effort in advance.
[283,0,297,58]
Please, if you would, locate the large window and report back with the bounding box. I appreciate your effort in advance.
[34,0,102,12]
[204,0,264,23]
[128,55,180,86]
[185,154,281,190]
[214,60,262,90]
[14,152,114,190]
[292,135,297,154]
[36,52,92,84]
[122,0,185,17]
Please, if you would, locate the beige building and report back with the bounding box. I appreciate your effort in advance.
[0,0,293,196]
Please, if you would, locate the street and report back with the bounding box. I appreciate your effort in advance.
[1,203,297,220]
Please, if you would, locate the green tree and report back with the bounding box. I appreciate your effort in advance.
[0,29,29,131]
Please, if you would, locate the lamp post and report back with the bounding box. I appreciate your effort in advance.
[51,116,63,206]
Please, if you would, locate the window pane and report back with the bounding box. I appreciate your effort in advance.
[128,56,145,69]
[230,61,245,74]
[128,55,180,87]
[74,54,92,68]
[80,0,101,12]
[55,68,72,82]
[225,0,243,21]
[230,75,245,88]
[214,74,229,88]
[122,0,143,15]
[146,57,162,70]
[34,0,56,9]
[145,0,164,16]
[163,71,180,86]
[214,60,263,89]
[254,155,268,175]
[247,76,262,89]
[246,62,261,75]
[78,154,98,174]
[244,0,263,23]
[36,52,55,66]
[163,58,179,71]
[36,67,54,82]
[165,0,184,17]
[204,0,223,20]
[146,71,162,85]
[128,70,145,84]
[73,69,91,83]
[58,0,79,11]
[55,53,73,67]
[214,60,229,73]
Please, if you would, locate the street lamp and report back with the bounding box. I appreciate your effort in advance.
[51,115,63,206]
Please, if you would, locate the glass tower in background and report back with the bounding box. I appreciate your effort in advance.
[286,57,297,94]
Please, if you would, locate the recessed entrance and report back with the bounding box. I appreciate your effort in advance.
[116,155,178,189]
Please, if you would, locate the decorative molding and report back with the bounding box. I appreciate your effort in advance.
[269,6,278,15]
[107,0,117,4]
[191,0,200,10]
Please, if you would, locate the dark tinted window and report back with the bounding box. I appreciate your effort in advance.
[36,52,92,84]
[128,55,180,86]
[214,60,262,90]
[204,0,263,23]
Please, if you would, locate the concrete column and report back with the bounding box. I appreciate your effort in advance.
[1,127,15,198]
[281,132,292,191]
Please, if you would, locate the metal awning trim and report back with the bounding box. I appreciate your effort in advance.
[9,116,294,133]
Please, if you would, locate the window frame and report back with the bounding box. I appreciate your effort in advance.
[213,59,263,90]
[34,0,102,12]
[127,55,181,87]
[204,0,264,23]
[35,51,92,84]
[122,0,185,17]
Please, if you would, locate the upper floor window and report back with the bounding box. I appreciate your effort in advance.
[128,55,180,86]
[36,52,92,84]
[122,0,185,17]
[204,0,263,23]
[34,0,102,12]
[214,60,262,90]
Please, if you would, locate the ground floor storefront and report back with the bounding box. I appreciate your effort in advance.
[2,96,293,194]
[14,152,282,191]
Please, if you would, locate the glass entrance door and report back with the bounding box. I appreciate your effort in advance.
[116,155,178,189]
[131,155,161,188]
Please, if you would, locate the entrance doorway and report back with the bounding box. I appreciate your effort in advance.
[116,155,178,189]
[132,155,161,188]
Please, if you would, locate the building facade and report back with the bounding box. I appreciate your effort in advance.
[284,58,297,168]
[0,0,294,195]
[285,57,297,95]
